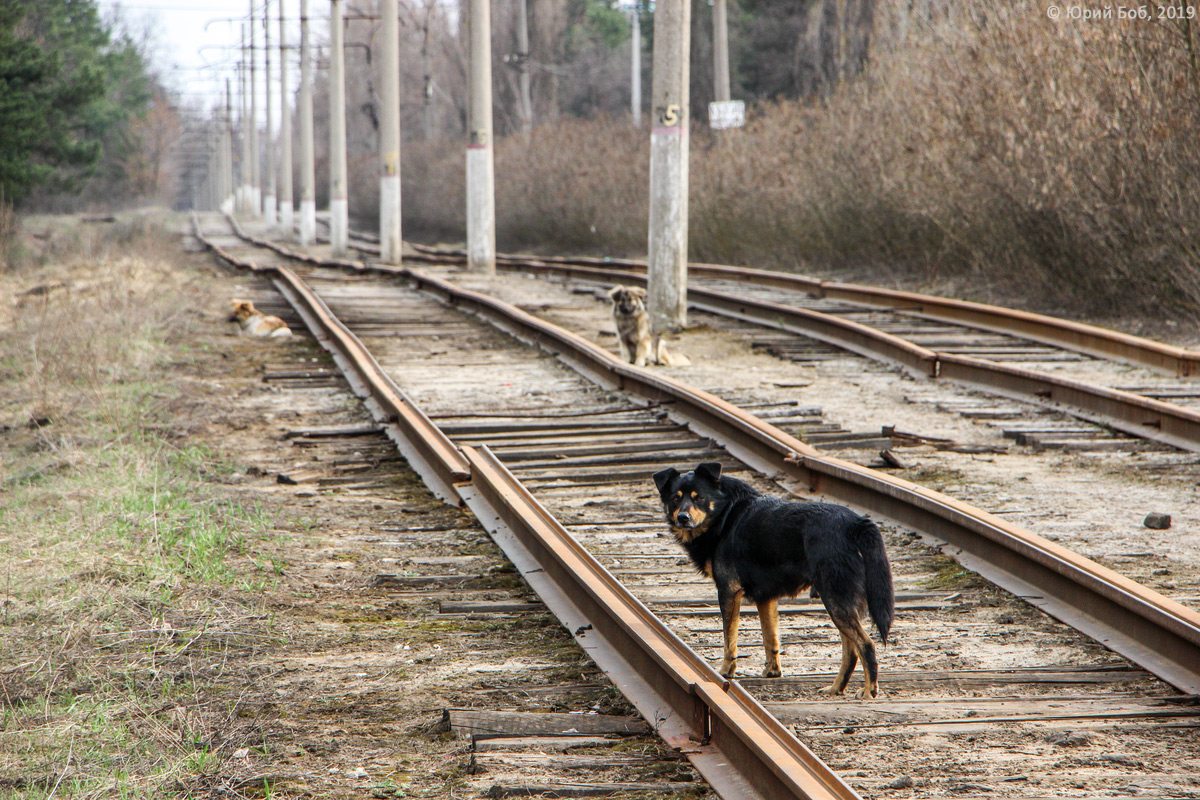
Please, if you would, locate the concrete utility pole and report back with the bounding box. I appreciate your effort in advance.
[278,0,294,235]
[515,0,532,135]
[211,128,222,210]
[239,37,252,215]
[328,0,349,256]
[646,0,690,332]
[379,0,402,264]
[263,1,277,226]
[299,0,316,245]
[250,4,261,216]
[422,7,434,140]
[223,78,235,213]
[630,2,641,126]
[466,0,495,273]
[712,0,731,104]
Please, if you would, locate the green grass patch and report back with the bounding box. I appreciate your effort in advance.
[0,215,287,797]
[923,556,989,591]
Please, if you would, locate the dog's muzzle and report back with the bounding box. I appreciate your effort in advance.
[674,511,694,529]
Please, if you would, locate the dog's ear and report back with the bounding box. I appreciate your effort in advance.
[629,286,647,298]
[608,285,624,299]
[652,467,679,494]
[695,462,723,483]
[231,299,245,310]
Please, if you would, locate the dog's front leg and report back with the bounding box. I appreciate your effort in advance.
[617,337,632,364]
[634,335,652,367]
[717,587,744,677]
[756,598,782,677]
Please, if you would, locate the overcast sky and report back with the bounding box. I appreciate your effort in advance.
[99,0,313,113]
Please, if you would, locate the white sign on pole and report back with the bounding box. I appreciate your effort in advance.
[708,99,745,130]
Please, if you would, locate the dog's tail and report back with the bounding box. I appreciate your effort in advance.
[853,517,895,643]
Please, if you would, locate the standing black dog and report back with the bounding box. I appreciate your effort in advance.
[653,462,894,699]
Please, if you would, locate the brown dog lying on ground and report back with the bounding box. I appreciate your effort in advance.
[607,285,689,366]
[229,299,293,338]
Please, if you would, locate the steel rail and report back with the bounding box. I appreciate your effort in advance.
[193,215,469,502]
[690,264,1200,377]
[400,240,1200,377]
[460,446,859,800]
[392,267,1200,698]
[240,222,1200,696]
[192,214,867,800]
[221,219,1200,695]
[407,256,1200,454]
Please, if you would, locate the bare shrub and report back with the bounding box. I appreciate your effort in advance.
[399,139,465,243]
[496,116,649,252]
[404,3,1200,320]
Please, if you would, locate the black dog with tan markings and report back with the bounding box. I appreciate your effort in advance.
[652,462,894,698]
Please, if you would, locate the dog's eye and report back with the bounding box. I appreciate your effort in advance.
[674,491,682,499]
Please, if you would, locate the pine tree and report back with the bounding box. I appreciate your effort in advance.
[0,2,107,204]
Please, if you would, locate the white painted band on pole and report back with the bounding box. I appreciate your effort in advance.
[330,198,348,255]
[279,202,294,237]
[380,175,401,264]
[300,199,316,245]
[263,195,277,227]
[466,145,495,272]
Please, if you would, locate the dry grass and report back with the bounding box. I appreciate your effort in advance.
[400,3,1200,321]
[0,215,284,798]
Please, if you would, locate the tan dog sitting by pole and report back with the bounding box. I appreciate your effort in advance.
[229,299,293,338]
[608,285,690,367]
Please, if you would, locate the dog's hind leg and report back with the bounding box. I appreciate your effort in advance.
[756,598,782,678]
[822,615,879,699]
[821,630,858,697]
[849,620,880,699]
[717,587,744,677]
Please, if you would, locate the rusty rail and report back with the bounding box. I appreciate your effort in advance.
[399,240,1200,377]
[214,214,1200,694]
[193,215,469,502]
[395,256,1200,454]
[256,215,1200,698]
[239,223,1200,697]
[229,218,1200,697]
[193,213,868,800]
[460,447,859,800]
[391,266,1200,698]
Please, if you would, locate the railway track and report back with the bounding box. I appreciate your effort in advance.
[332,227,1200,456]
[313,221,1200,617]
[196,214,1200,800]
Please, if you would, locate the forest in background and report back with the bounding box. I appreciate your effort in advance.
[0,1,180,225]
